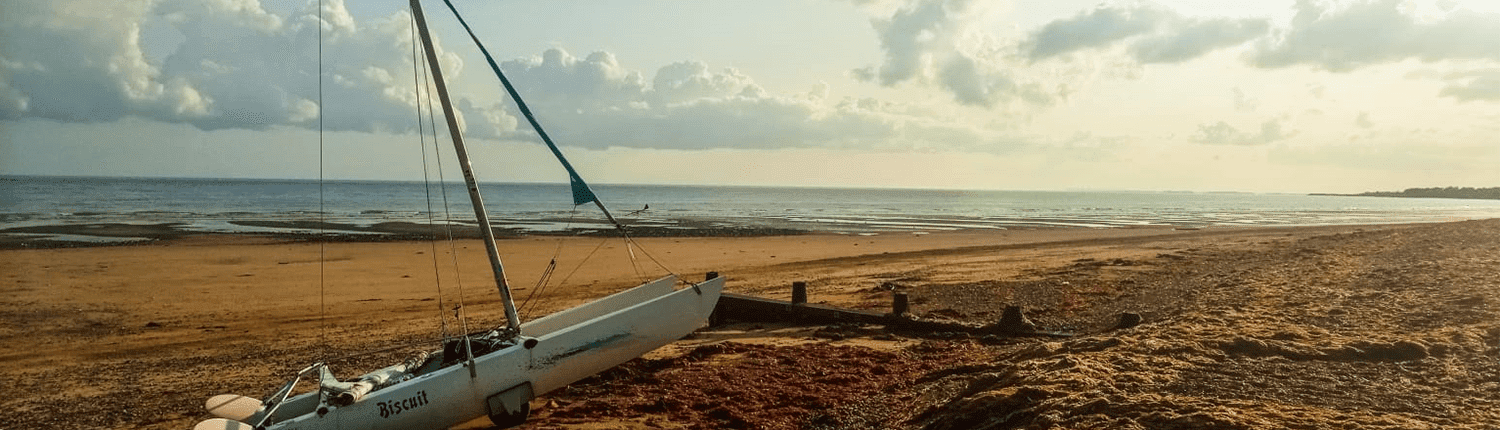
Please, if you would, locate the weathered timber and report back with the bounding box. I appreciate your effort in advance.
[711,292,1070,337]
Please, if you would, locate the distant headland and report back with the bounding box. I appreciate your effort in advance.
[1313,186,1500,200]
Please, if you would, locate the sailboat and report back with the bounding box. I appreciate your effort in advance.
[193,1,724,429]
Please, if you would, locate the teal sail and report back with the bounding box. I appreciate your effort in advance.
[439,0,598,206]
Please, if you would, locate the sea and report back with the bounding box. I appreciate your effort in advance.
[4,175,1500,243]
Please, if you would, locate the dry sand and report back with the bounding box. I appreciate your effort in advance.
[3,220,1497,429]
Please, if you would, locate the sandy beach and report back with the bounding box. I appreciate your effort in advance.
[4,220,1498,429]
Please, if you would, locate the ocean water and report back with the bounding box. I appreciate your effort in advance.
[4,175,1500,239]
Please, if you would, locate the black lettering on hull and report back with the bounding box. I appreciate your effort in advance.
[376,390,429,419]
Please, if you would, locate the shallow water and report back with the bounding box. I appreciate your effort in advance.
[5,175,1500,238]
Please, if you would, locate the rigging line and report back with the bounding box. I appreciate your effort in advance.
[518,209,578,320]
[415,34,471,336]
[624,235,644,284]
[598,217,653,284]
[524,235,611,319]
[593,201,676,281]
[624,234,681,280]
[519,259,556,322]
[409,14,449,340]
[317,0,328,361]
[513,208,570,320]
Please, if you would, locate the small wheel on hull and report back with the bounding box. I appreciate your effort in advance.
[487,401,529,428]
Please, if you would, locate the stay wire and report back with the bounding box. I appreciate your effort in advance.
[409,14,449,340]
[316,0,328,362]
[522,235,613,321]
[517,209,578,321]
[622,233,681,285]
[415,31,471,337]
[599,214,677,283]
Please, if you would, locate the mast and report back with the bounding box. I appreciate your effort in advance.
[409,0,521,333]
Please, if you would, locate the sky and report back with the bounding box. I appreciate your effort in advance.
[2,0,1499,193]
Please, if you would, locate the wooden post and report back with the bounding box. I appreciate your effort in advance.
[704,271,721,324]
[892,292,909,316]
[791,281,808,305]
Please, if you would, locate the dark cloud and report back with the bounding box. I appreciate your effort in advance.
[1251,0,1500,71]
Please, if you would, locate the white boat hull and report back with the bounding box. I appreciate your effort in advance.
[208,275,722,430]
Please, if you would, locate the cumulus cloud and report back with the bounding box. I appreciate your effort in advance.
[2,1,168,123]
[498,49,646,111]
[1251,0,1500,71]
[1022,3,1267,64]
[1190,119,1296,145]
[0,0,473,133]
[2,0,1002,152]
[477,48,981,151]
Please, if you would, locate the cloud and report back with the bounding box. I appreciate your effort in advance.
[2,1,164,123]
[1021,4,1267,64]
[428,46,993,152]
[0,0,470,133]
[2,0,1001,153]
[1232,87,1258,111]
[1438,68,1500,101]
[1251,0,1500,71]
[498,49,647,111]
[1190,118,1296,145]
[853,0,1063,108]
[1024,4,1170,61]
[1129,17,1269,64]
[649,61,760,106]
[1355,111,1374,128]
[847,1,1266,109]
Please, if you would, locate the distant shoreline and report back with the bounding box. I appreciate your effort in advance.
[1312,186,1500,201]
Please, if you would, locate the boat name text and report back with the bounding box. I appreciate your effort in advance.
[376,391,429,418]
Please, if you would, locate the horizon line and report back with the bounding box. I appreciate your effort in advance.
[0,173,1341,195]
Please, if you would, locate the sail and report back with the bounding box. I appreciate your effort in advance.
[438,0,599,206]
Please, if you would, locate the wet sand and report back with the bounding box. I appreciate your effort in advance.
[3,220,1497,429]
